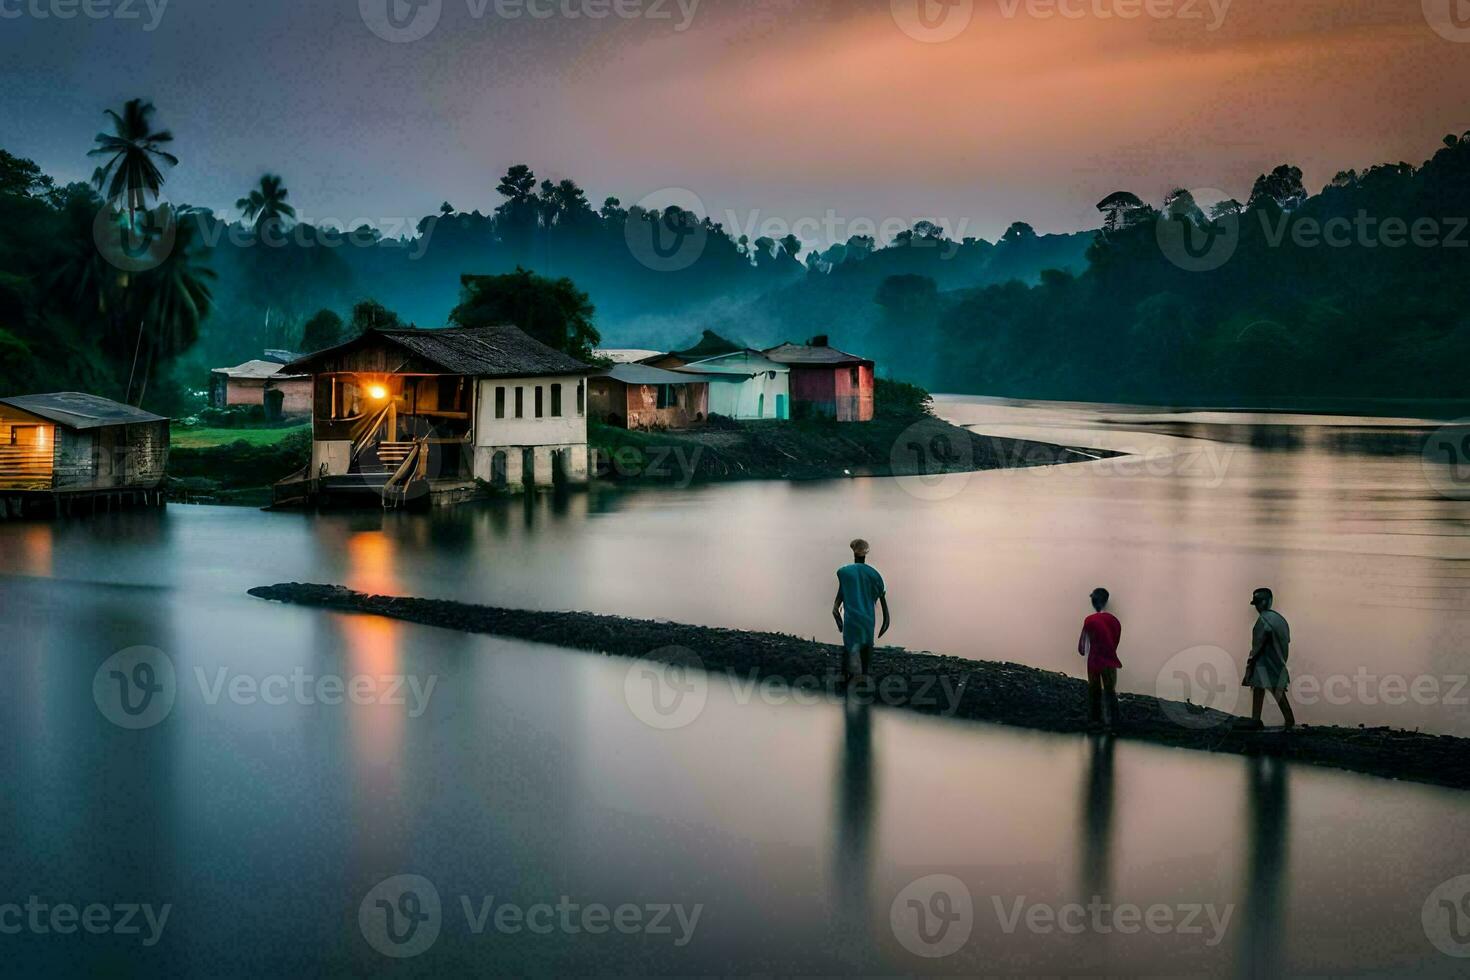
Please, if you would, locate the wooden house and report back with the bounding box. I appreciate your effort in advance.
[0,392,169,518]
[210,356,312,418]
[588,364,710,430]
[764,337,875,422]
[275,324,596,507]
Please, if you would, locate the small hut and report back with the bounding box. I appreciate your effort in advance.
[210,357,311,418]
[764,337,875,422]
[0,392,169,518]
[588,364,710,430]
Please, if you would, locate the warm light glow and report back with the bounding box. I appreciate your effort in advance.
[36,427,47,448]
[368,385,388,401]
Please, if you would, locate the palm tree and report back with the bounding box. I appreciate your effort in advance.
[130,212,215,403]
[88,99,177,221]
[236,173,296,234]
[48,188,115,320]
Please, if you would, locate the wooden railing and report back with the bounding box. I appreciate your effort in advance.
[381,436,431,509]
[349,403,394,464]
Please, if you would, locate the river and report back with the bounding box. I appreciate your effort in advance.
[1,398,1467,975]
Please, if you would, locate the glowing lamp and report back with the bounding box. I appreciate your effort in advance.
[368,385,389,401]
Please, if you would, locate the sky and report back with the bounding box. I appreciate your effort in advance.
[3,0,1468,247]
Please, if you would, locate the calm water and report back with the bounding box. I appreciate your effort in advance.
[1,399,1468,975]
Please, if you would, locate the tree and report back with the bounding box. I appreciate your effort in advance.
[1209,199,1244,220]
[1247,165,1306,211]
[88,98,177,220]
[494,164,540,263]
[300,309,346,351]
[130,212,215,404]
[1001,221,1037,243]
[1095,191,1149,233]
[0,149,54,199]
[1162,188,1205,224]
[450,267,600,361]
[350,299,407,335]
[236,174,296,235]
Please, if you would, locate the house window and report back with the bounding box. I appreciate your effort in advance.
[850,367,860,386]
[551,383,563,418]
[657,385,677,410]
[576,381,585,416]
[495,386,506,419]
[515,387,524,419]
[535,386,544,418]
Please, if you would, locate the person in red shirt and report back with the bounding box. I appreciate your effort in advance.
[1079,588,1123,730]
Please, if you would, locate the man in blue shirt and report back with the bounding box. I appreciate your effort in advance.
[833,539,891,682]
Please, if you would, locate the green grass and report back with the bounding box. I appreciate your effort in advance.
[170,424,310,449]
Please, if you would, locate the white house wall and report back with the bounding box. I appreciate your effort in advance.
[677,352,791,421]
[707,375,790,420]
[474,375,589,487]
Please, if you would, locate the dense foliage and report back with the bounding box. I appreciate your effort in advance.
[4,99,1467,413]
[921,134,1470,406]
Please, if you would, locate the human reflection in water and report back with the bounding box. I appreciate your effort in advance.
[832,695,876,963]
[1239,754,1289,979]
[1079,733,1116,902]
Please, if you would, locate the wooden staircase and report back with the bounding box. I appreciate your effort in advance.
[372,441,417,470]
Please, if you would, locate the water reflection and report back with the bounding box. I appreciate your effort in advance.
[831,696,875,962]
[1079,734,1116,902]
[1238,754,1290,980]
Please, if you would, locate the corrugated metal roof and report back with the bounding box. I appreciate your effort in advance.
[595,349,664,364]
[0,392,167,429]
[287,324,596,378]
[212,359,300,380]
[598,364,710,386]
[676,351,789,376]
[764,343,872,366]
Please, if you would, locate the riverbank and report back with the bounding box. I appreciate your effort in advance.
[249,583,1470,792]
[590,413,1112,484]
[166,412,1115,504]
[167,425,310,506]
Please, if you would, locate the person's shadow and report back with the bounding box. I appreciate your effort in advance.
[1079,733,1116,902]
[832,696,876,962]
[1238,753,1289,979]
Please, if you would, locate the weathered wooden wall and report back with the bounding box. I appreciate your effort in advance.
[588,379,708,430]
[53,422,168,491]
